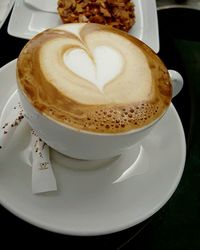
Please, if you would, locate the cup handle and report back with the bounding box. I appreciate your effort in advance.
[168,70,184,98]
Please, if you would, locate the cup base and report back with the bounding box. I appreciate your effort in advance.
[50,148,121,171]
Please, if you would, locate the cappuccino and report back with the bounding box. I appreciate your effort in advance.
[17,23,172,133]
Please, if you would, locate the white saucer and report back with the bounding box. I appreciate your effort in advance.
[7,0,159,52]
[0,60,186,236]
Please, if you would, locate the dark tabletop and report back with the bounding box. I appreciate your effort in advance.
[0,7,200,249]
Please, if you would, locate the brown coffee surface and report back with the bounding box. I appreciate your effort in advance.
[17,23,172,133]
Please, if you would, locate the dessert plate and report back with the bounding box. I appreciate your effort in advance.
[0,60,186,236]
[7,0,159,52]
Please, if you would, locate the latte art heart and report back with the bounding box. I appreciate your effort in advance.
[63,46,124,92]
[37,24,152,105]
[17,23,172,133]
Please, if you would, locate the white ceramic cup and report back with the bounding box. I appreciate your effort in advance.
[17,70,183,160]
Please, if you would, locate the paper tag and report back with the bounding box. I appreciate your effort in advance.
[31,130,57,194]
[0,92,58,194]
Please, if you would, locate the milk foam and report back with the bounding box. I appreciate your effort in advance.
[17,23,172,133]
[63,46,124,92]
[56,23,84,38]
[38,24,152,105]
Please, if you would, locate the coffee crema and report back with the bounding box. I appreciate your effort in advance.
[17,23,172,133]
